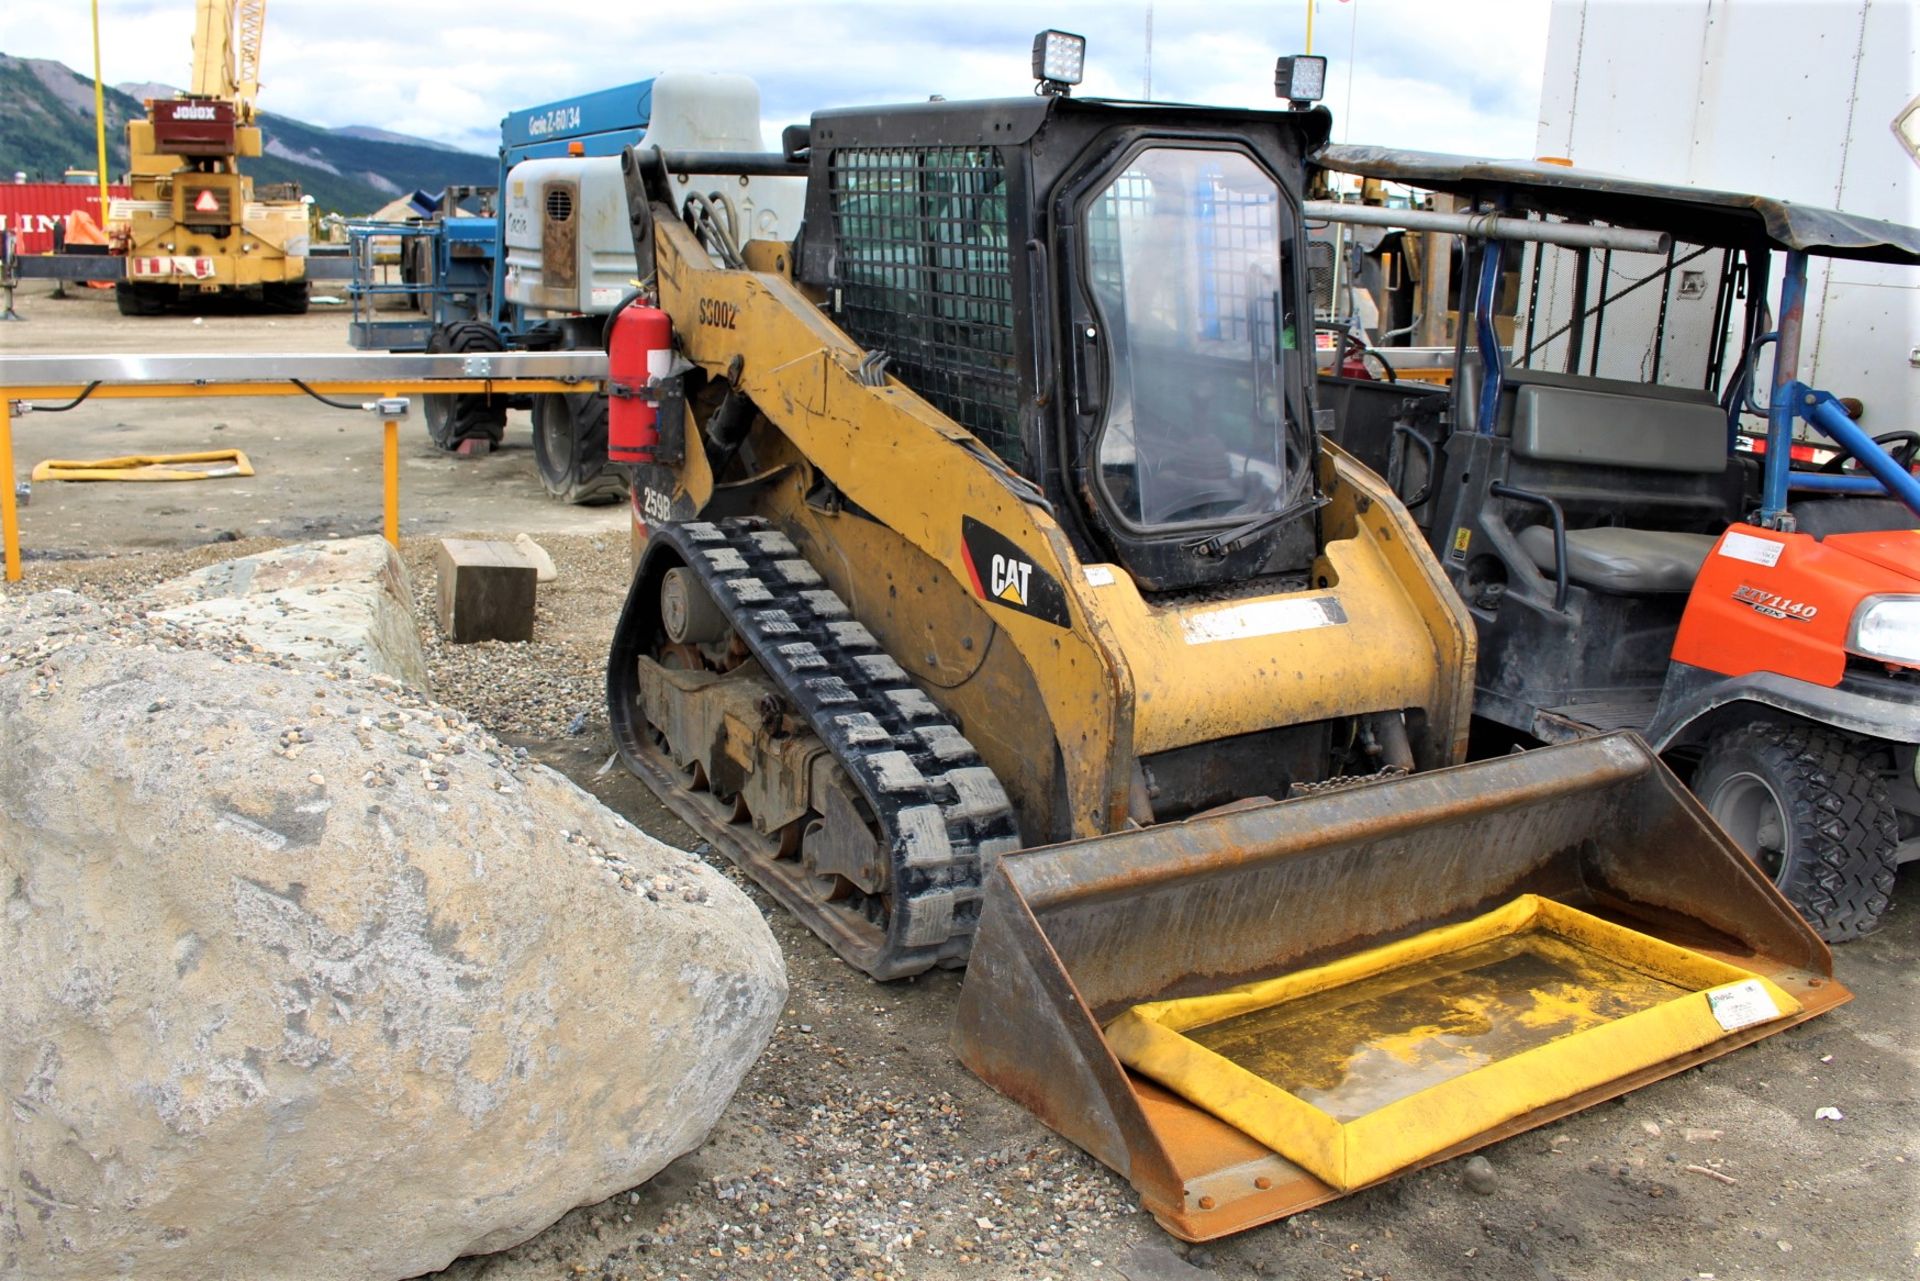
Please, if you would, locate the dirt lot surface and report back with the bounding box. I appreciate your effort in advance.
[5,288,1916,1280]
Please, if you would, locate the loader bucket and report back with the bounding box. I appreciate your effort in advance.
[952,733,1847,1241]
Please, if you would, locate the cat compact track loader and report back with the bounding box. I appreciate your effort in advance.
[602,49,1847,1240]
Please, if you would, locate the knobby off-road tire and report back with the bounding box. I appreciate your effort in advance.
[533,390,627,505]
[1695,719,1899,942]
[423,321,508,450]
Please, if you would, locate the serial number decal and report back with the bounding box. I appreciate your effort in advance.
[1706,979,1782,1032]
[1181,597,1348,646]
[697,298,739,329]
[1733,584,1817,622]
[1719,530,1784,567]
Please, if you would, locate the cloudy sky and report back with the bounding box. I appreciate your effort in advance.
[1,1,1551,157]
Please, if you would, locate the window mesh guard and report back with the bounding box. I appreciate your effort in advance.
[828,148,1023,470]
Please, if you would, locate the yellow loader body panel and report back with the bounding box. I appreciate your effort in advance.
[654,217,1472,836]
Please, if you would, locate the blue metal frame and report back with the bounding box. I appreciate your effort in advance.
[1457,239,1915,523]
[1788,472,1902,494]
[1758,250,1809,522]
[1751,250,1920,520]
[1793,383,1920,515]
[1473,244,1505,434]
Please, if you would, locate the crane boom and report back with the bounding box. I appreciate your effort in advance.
[234,0,265,117]
[187,0,266,120]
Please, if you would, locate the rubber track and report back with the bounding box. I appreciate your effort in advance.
[632,518,1022,978]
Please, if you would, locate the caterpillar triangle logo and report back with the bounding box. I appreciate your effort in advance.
[992,555,1032,607]
[959,516,1070,628]
[194,190,220,213]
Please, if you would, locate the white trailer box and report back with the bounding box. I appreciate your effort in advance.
[1535,0,1917,428]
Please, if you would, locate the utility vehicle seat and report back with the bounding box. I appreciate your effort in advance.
[1517,525,1716,593]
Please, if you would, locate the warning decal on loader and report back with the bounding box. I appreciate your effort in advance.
[960,517,1070,628]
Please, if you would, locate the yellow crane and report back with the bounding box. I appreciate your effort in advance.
[114,0,311,315]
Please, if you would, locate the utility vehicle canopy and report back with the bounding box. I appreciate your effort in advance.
[1315,145,1920,265]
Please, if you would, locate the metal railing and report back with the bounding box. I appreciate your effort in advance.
[0,349,608,582]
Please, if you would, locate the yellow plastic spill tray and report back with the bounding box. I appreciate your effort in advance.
[1104,894,1800,1191]
[31,450,254,483]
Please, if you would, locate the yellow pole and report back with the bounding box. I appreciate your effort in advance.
[2,398,20,583]
[1305,0,1315,54]
[91,0,112,226]
[383,413,400,546]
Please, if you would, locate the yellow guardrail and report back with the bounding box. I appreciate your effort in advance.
[0,352,608,583]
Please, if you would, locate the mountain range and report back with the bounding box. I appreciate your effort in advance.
[0,52,494,214]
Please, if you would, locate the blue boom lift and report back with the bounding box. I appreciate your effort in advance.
[347,79,658,502]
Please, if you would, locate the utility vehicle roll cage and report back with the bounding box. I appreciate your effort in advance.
[1311,146,1920,526]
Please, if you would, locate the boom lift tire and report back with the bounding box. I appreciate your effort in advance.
[423,321,509,450]
[1694,718,1899,941]
[533,391,628,505]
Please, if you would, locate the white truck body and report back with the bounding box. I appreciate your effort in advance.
[1534,0,1917,428]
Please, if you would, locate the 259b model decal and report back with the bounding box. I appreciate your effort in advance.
[960,517,1070,628]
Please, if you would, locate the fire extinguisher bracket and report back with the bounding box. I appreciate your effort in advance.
[649,372,687,468]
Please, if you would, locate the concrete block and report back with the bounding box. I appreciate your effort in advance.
[454,437,491,458]
[436,538,535,643]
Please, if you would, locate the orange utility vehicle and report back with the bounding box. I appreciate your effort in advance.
[1315,149,1920,941]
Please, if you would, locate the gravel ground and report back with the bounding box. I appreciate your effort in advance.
[396,534,627,745]
[10,537,1916,1281]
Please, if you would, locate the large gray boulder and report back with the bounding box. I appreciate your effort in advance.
[0,592,785,1280]
[138,536,433,690]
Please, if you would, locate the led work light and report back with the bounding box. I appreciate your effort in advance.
[1275,54,1328,108]
[1033,29,1086,95]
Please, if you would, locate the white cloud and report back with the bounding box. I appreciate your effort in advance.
[1,0,1551,156]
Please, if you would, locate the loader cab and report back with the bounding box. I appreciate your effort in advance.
[797,96,1333,592]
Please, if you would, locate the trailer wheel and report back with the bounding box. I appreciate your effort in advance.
[114,282,168,316]
[533,391,627,505]
[1695,719,1898,942]
[423,321,508,450]
[262,281,310,315]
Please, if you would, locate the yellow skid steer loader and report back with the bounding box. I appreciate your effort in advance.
[600,47,1846,1240]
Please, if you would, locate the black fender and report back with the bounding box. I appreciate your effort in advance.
[1647,661,1920,753]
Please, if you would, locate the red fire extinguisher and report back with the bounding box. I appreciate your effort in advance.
[606,296,673,463]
